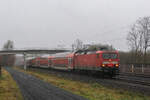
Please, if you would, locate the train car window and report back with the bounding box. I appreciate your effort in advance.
[84,52,87,54]
[75,51,84,55]
[87,51,96,54]
[87,52,91,54]
[76,52,81,55]
[68,58,72,65]
[81,52,85,55]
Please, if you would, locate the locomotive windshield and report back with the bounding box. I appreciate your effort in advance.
[102,53,118,59]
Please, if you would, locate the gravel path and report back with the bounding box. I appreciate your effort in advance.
[5,67,88,100]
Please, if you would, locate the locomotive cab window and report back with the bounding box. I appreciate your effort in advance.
[102,53,118,59]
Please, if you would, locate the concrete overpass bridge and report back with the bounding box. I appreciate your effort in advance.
[0,49,70,70]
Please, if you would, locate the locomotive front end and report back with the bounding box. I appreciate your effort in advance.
[101,51,120,77]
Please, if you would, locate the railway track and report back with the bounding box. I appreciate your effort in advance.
[27,67,150,87]
[117,73,150,86]
[119,72,150,78]
[117,76,150,86]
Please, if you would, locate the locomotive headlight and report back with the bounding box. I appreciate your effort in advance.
[102,64,105,67]
[115,64,119,67]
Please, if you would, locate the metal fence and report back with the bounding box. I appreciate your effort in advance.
[120,64,150,75]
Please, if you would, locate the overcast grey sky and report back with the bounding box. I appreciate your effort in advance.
[0,0,150,51]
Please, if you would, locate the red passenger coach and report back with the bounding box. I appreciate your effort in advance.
[51,57,69,70]
[50,53,74,70]
[28,57,52,68]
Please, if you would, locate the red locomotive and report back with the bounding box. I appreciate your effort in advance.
[28,50,119,77]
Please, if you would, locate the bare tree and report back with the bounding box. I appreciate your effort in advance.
[1,40,15,66]
[3,40,14,50]
[127,24,142,63]
[87,44,115,51]
[57,44,66,49]
[127,17,150,63]
[72,39,83,51]
[138,17,150,63]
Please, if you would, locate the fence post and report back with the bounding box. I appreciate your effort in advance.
[131,64,134,73]
[142,64,144,73]
[0,65,1,77]
[122,65,125,73]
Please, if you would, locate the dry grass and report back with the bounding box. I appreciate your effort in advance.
[16,67,150,100]
[0,68,23,100]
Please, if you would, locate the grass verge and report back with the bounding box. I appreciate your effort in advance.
[15,67,150,100]
[0,68,23,100]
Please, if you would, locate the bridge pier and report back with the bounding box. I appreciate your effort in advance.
[23,53,27,70]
